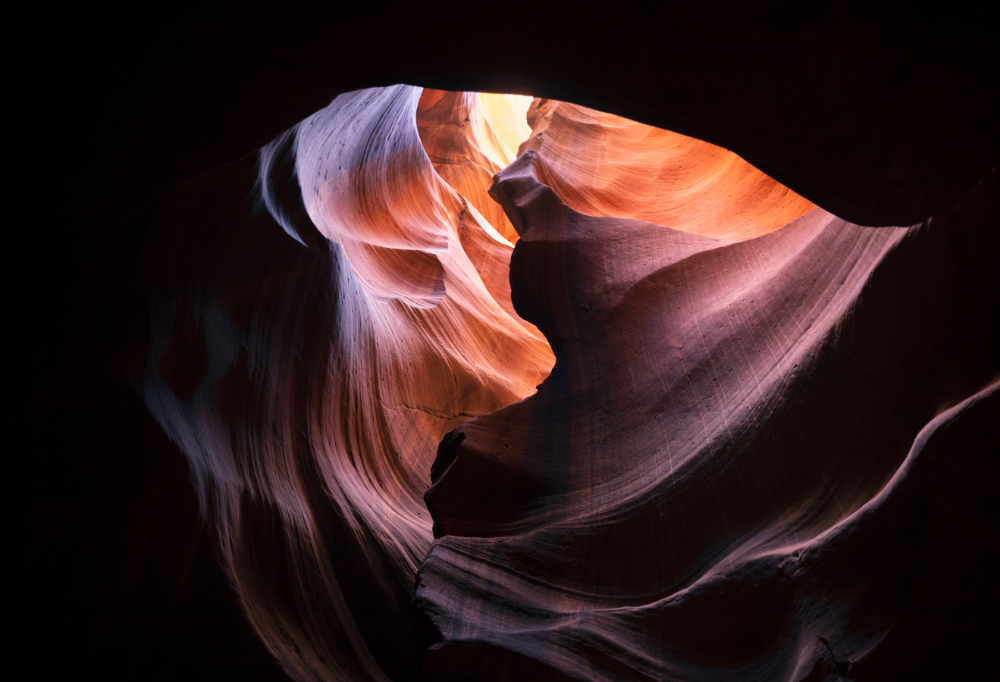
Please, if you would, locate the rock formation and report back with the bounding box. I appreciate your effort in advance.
[421,149,999,681]
[517,98,816,240]
[140,85,552,682]
[133,85,998,681]
[14,4,998,681]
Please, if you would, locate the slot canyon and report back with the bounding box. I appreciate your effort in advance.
[11,2,999,681]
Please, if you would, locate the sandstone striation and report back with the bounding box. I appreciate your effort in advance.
[24,74,997,682]
[138,85,999,681]
[140,85,552,682]
[419,149,999,680]
[519,98,817,240]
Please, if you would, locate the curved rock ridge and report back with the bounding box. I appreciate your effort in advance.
[140,84,552,682]
[418,153,999,680]
[520,98,817,241]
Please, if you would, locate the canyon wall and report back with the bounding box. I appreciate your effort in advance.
[136,87,997,681]
[14,4,998,681]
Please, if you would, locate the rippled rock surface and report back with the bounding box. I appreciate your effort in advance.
[141,85,552,682]
[419,149,998,681]
[123,85,1000,681]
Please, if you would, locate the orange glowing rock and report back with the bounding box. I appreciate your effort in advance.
[416,89,527,244]
[520,98,817,240]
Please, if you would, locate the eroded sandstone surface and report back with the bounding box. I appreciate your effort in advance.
[129,85,999,681]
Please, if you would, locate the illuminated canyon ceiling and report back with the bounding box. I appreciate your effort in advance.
[14,5,998,682]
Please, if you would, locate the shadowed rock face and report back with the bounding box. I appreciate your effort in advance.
[420,151,999,681]
[14,6,999,682]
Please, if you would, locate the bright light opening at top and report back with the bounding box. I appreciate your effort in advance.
[476,93,534,166]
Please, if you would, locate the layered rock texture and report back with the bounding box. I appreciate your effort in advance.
[518,98,817,240]
[130,86,997,681]
[15,6,999,682]
[421,150,998,682]
[140,86,552,682]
